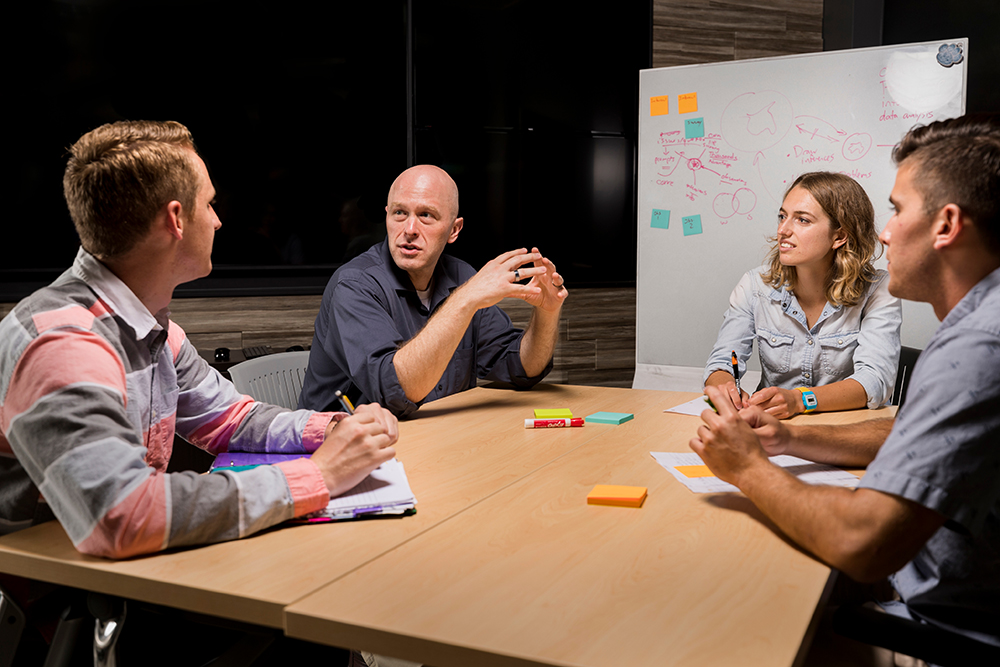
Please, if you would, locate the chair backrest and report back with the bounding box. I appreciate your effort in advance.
[228,351,311,409]
[891,346,922,408]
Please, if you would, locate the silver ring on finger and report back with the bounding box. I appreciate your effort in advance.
[513,269,520,281]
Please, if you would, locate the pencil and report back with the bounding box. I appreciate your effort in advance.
[335,390,355,415]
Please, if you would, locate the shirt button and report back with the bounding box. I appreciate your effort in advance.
[804,373,811,379]
[437,385,443,391]
[793,310,798,315]
[807,339,813,345]
[838,339,844,344]
[771,337,777,342]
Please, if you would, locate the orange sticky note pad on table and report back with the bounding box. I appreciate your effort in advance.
[587,485,647,508]
[678,92,698,114]
[650,95,669,116]
[675,465,715,478]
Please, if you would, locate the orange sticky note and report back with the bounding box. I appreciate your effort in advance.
[678,92,698,114]
[650,95,669,116]
[587,485,647,508]
[675,465,715,478]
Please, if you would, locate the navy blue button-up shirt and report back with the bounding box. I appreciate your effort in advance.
[299,241,549,417]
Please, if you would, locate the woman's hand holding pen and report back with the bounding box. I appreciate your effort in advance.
[312,403,398,498]
[705,370,749,410]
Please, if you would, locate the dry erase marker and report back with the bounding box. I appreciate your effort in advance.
[731,350,741,396]
[335,390,355,415]
[525,418,585,428]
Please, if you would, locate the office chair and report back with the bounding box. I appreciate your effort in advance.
[228,350,311,409]
[891,346,921,408]
[0,583,26,667]
[833,603,1000,666]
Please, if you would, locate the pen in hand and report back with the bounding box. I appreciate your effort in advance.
[731,351,742,405]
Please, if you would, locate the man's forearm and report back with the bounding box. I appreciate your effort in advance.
[393,289,477,403]
[783,418,894,467]
[735,461,942,582]
[519,306,561,377]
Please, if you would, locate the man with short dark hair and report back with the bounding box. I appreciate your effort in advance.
[693,114,1000,647]
[299,164,567,417]
[0,120,398,558]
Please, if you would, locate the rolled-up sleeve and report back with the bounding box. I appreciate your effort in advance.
[475,306,550,387]
[329,275,418,418]
[848,273,902,408]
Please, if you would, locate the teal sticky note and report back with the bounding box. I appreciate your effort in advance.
[682,214,703,236]
[585,411,635,425]
[651,209,670,229]
[685,117,705,139]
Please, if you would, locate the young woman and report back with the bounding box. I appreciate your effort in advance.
[704,172,901,418]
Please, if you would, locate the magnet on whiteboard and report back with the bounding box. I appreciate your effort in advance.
[936,43,963,67]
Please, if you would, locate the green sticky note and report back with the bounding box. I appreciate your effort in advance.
[535,408,573,418]
[682,214,703,236]
[651,209,670,229]
[585,411,634,425]
[685,117,705,138]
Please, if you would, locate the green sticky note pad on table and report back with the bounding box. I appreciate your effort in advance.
[585,411,634,425]
[535,408,573,418]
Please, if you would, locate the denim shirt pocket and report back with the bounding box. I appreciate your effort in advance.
[818,331,860,377]
[757,329,795,375]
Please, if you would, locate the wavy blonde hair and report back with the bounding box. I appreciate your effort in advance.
[761,172,880,307]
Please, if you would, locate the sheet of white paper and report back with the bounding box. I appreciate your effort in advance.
[650,452,860,493]
[321,458,417,516]
[664,396,713,416]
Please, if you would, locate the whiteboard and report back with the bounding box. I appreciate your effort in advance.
[635,40,967,387]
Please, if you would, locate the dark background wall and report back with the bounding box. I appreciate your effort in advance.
[5,0,998,303]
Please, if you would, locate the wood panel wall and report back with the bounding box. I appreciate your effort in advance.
[652,0,823,68]
[1,287,638,388]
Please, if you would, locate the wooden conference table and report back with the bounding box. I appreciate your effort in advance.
[0,385,893,666]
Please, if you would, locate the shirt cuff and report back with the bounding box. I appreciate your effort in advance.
[849,369,888,409]
[275,458,329,517]
[302,411,344,452]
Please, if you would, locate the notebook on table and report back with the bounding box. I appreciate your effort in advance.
[211,453,417,522]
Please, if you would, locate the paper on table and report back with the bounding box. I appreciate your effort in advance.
[311,458,417,520]
[664,396,713,417]
[650,452,860,493]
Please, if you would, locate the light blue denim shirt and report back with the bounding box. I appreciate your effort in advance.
[704,266,902,408]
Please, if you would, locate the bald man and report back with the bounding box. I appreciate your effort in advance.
[299,165,568,418]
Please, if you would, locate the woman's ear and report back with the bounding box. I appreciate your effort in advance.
[831,227,848,250]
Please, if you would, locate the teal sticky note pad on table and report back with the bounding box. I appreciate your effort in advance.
[685,117,705,139]
[585,411,635,425]
[682,214,703,236]
[651,209,670,229]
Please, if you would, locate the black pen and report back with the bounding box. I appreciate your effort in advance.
[731,350,741,397]
[335,390,355,415]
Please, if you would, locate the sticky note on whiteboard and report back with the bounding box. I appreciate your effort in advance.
[682,214,703,236]
[678,92,698,114]
[685,117,705,139]
[651,209,670,229]
[650,95,669,116]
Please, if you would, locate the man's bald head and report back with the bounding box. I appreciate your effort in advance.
[388,165,460,221]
